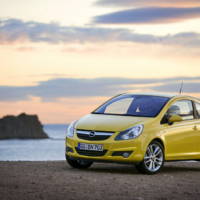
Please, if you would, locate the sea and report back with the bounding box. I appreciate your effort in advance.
[0,124,68,161]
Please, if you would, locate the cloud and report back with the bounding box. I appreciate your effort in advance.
[0,18,200,47]
[0,18,130,44]
[16,46,35,52]
[0,77,199,102]
[95,0,200,8]
[152,82,200,93]
[94,7,200,24]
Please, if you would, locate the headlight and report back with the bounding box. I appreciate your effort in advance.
[66,121,77,138]
[115,124,144,140]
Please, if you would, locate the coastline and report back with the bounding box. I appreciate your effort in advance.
[0,161,200,200]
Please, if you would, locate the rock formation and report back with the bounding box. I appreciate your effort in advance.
[0,113,48,139]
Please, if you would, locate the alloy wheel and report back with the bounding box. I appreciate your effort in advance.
[144,143,164,172]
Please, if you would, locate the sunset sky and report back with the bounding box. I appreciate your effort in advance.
[0,0,200,123]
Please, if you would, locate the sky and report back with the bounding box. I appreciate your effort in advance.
[0,0,200,123]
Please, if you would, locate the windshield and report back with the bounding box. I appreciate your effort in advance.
[92,95,170,117]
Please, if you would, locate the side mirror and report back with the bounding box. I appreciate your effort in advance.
[168,114,183,124]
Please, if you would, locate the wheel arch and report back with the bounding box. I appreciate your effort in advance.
[142,137,165,158]
[150,138,165,150]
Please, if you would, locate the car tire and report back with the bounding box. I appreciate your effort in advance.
[135,141,164,174]
[66,155,93,169]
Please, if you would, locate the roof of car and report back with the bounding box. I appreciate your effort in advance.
[122,93,200,101]
[122,92,175,98]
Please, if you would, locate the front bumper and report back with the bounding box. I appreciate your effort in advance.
[65,135,144,163]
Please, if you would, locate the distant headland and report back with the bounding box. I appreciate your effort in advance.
[0,113,48,139]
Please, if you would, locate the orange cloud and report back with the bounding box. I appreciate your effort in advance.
[16,46,35,52]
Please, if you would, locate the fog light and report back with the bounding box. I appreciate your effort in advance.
[66,146,74,153]
[112,151,133,158]
[123,152,131,158]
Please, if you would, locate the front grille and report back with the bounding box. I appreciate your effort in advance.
[75,148,107,156]
[76,129,114,141]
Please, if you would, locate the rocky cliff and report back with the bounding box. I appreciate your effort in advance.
[0,113,48,139]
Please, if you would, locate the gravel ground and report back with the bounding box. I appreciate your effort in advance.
[0,161,200,200]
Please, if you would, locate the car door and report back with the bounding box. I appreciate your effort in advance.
[161,99,198,160]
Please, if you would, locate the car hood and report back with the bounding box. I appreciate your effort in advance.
[76,113,154,132]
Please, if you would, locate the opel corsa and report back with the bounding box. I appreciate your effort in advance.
[65,94,200,174]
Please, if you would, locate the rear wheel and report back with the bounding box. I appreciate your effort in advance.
[66,155,93,169]
[135,141,164,174]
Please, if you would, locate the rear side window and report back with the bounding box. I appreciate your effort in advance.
[194,102,200,117]
[167,100,194,120]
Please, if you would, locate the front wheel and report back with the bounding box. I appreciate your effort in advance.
[135,141,164,174]
[66,155,93,169]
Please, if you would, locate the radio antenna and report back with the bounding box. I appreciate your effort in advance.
[179,80,184,94]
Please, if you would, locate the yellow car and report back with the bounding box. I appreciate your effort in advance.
[65,93,200,174]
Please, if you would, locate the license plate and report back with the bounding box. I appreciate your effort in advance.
[78,143,103,152]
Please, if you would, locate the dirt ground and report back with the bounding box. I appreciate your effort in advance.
[0,161,200,200]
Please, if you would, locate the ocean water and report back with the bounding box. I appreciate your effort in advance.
[0,124,68,161]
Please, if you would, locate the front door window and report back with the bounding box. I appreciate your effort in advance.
[167,100,194,121]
